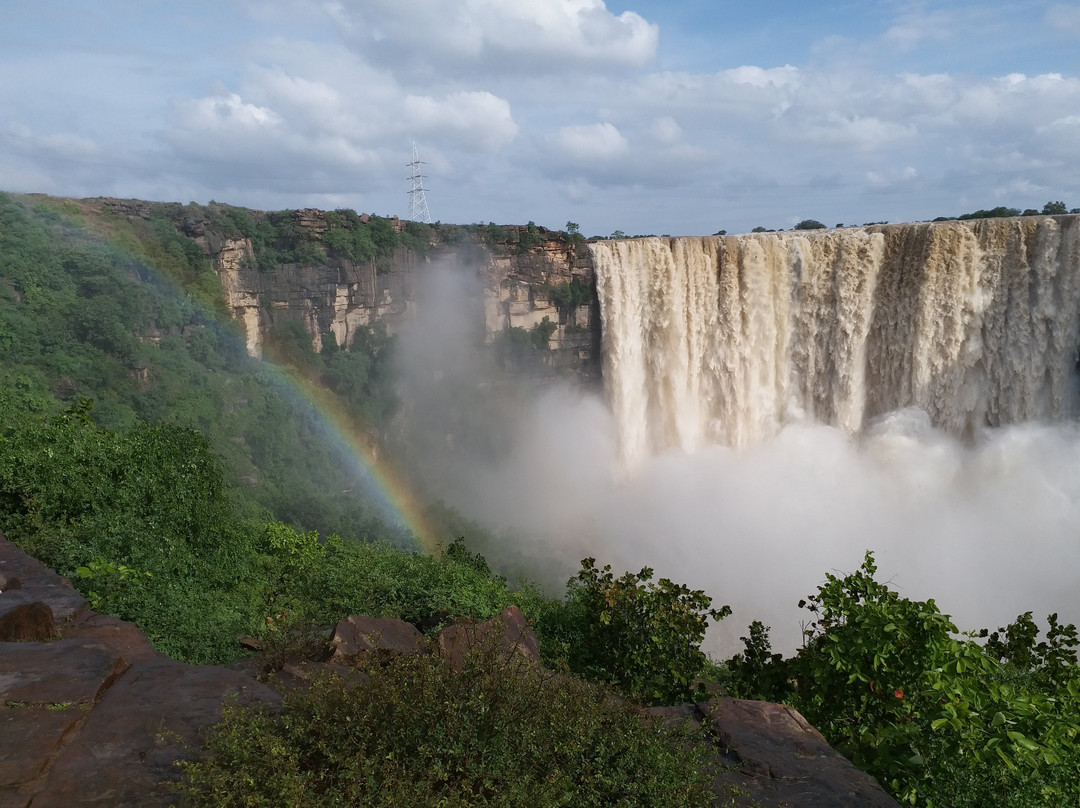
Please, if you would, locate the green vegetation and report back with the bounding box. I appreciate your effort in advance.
[178,640,717,808]
[546,276,593,312]
[722,552,1080,808]
[0,192,403,540]
[934,200,1079,221]
[794,219,826,230]
[534,559,731,705]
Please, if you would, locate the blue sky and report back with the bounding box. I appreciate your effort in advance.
[1,0,1078,236]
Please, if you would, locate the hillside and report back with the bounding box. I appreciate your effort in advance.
[0,192,599,544]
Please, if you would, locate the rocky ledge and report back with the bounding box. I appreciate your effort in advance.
[1,532,897,807]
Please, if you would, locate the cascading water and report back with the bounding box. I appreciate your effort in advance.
[592,217,1080,469]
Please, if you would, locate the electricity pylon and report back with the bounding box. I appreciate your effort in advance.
[407,142,432,224]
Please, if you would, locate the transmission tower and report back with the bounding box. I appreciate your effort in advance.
[407,142,433,224]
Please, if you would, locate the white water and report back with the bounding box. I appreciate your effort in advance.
[592,218,1080,468]
[409,218,1080,655]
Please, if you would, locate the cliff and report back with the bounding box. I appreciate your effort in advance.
[98,198,601,383]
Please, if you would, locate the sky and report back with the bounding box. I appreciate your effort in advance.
[2,0,1079,237]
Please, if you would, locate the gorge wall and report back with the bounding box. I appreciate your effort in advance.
[98,198,600,381]
[592,216,1080,468]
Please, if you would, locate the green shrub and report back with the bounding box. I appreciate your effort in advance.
[177,638,717,808]
[537,558,730,705]
[724,552,1080,807]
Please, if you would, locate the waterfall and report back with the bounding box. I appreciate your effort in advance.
[592,217,1080,469]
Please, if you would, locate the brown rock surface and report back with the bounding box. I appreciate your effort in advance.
[0,593,54,641]
[436,605,541,671]
[0,538,88,623]
[0,639,128,706]
[28,659,280,808]
[0,532,281,807]
[330,614,425,662]
[693,697,900,807]
[62,612,161,663]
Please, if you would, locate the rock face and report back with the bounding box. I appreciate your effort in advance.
[0,532,281,808]
[651,698,901,808]
[210,237,425,359]
[176,204,599,381]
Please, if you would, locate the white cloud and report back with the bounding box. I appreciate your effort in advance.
[882,8,956,51]
[721,65,801,89]
[330,0,658,75]
[796,113,916,150]
[402,91,518,150]
[547,122,630,163]
[178,92,281,133]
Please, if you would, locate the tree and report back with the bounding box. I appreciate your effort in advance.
[1043,201,1068,215]
[794,219,826,230]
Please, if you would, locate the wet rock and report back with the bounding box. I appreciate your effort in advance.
[0,639,128,707]
[0,705,86,789]
[63,612,161,663]
[436,605,540,671]
[698,697,900,808]
[0,536,88,623]
[330,615,425,662]
[0,593,54,641]
[27,658,281,808]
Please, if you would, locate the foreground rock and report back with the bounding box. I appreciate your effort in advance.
[2,530,898,807]
[329,614,426,662]
[650,698,899,807]
[0,533,280,807]
[436,605,541,670]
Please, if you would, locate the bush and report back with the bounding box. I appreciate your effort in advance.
[723,552,1080,807]
[177,637,717,808]
[538,558,730,705]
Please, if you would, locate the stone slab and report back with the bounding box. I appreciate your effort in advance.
[0,705,85,788]
[29,658,281,808]
[698,697,900,808]
[0,639,128,707]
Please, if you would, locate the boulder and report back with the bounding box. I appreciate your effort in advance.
[698,697,900,808]
[436,605,541,671]
[0,535,88,623]
[329,615,425,662]
[0,593,54,641]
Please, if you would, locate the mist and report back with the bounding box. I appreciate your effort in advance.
[394,258,1080,659]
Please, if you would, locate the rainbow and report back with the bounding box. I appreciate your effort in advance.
[272,363,441,552]
[32,194,442,555]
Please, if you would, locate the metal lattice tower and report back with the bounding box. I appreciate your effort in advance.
[407,142,432,224]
